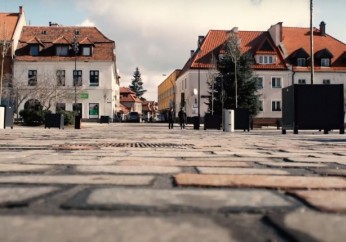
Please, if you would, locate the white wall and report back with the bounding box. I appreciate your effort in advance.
[13,60,119,119]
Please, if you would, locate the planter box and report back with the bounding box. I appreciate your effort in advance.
[235,108,251,132]
[100,116,110,124]
[45,113,64,129]
[204,114,221,130]
[282,84,344,134]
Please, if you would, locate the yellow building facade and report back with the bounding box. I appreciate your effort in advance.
[157,69,181,112]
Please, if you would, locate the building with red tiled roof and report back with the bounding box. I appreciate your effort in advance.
[0,6,26,105]
[120,87,142,114]
[13,20,120,120]
[172,22,346,123]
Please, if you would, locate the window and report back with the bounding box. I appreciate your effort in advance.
[258,55,275,64]
[28,70,37,86]
[255,77,264,89]
[30,45,39,56]
[56,103,66,112]
[298,79,306,84]
[89,103,99,118]
[90,70,99,86]
[271,77,282,88]
[73,70,82,86]
[321,58,330,67]
[272,101,281,111]
[259,100,263,112]
[82,46,91,56]
[56,45,68,56]
[56,70,65,86]
[297,58,306,67]
[323,79,331,84]
[73,103,82,116]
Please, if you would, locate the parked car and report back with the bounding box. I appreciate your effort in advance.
[154,113,165,122]
[128,112,140,122]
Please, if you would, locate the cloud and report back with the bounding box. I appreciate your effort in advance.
[79,19,95,27]
[76,0,310,101]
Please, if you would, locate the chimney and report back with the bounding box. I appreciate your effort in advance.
[49,22,59,27]
[320,21,326,36]
[231,27,238,33]
[190,50,195,57]
[19,6,23,14]
[198,36,204,48]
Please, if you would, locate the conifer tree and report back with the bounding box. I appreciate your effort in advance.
[129,67,146,98]
[206,33,260,116]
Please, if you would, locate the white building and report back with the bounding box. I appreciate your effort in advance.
[13,24,120,120]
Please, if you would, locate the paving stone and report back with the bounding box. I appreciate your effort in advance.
[174,173,346,189]
[197,167,290,175]
[85,188,293,211]
[24,156,116,165]
[0,215,232,242]
[256,161,327,168]
[0,164,52,172]
[0,186,59,205]
[76,165,181,174]
[285,157,343,163]
[118,160,251,167]
[310,168,346,176]
[267,209,346,242]
[0,175,154,185]
[289,190,346,212]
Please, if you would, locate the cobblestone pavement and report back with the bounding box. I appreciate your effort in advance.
[0,123,345,242]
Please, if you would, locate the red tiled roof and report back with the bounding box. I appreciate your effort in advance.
[282,27,346,71]
[0,12,19,40]
[189,30,286,71]
[120,87,142,103]
[15,26,115,62]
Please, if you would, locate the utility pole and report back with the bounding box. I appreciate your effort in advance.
[310,0,314,85]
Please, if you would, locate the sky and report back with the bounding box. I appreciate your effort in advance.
[1,0,346,101]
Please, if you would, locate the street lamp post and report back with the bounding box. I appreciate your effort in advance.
[72,33,80,129]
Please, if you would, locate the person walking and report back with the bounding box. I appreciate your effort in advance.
[178,108,186,129]
[168,107,174,129]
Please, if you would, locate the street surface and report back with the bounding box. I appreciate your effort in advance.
[0,122,345,242]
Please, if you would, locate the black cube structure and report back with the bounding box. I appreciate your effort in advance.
[282,84,345,134]
[235,108,251,132]
[45,113,64,129]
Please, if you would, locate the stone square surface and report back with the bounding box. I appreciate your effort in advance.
[256,161,327,168]
[118,160,251,167]
[85,188,293,210]
[0,175,154,185]
[0,164,52,172]
[0,186,59,205]
[290,190,346,212]
[197,167,290,175]
[76,165,182,174]
[0,215,232,242]
[174,173,346,189]
[268,209,346,242]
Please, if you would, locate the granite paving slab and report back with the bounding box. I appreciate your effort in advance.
[0,186,59,205]
[267,209,346,242]
[0,175,154,185]
[0,164,53,173]
[118,160,251,167]
[309,168,346,176]
[81,188,293,212]
[174,173,346,189]
[76,165,182,174]
[289,190,346,212]
[197,167,290,175]
[256,161,327,168]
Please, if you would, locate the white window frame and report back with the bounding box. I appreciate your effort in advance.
[271,77,282,88]
[298,79,306,84]
[259,99,264,112]
[257,55,276,64]
[56,45,68,56]
[297,58,306,66]
[321,58,330,67]
[255,76,264,89]
[82,46,91,56]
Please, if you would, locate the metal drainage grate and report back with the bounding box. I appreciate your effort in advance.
[55,142,193,150]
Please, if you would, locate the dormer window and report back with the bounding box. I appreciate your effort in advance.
[30,45,39,56]
[315,48,333,67]
[82,46,92,56]
[257,55,276,64]
[297,58,306,67]
[56,45,68,56]
[321,58,330,67]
